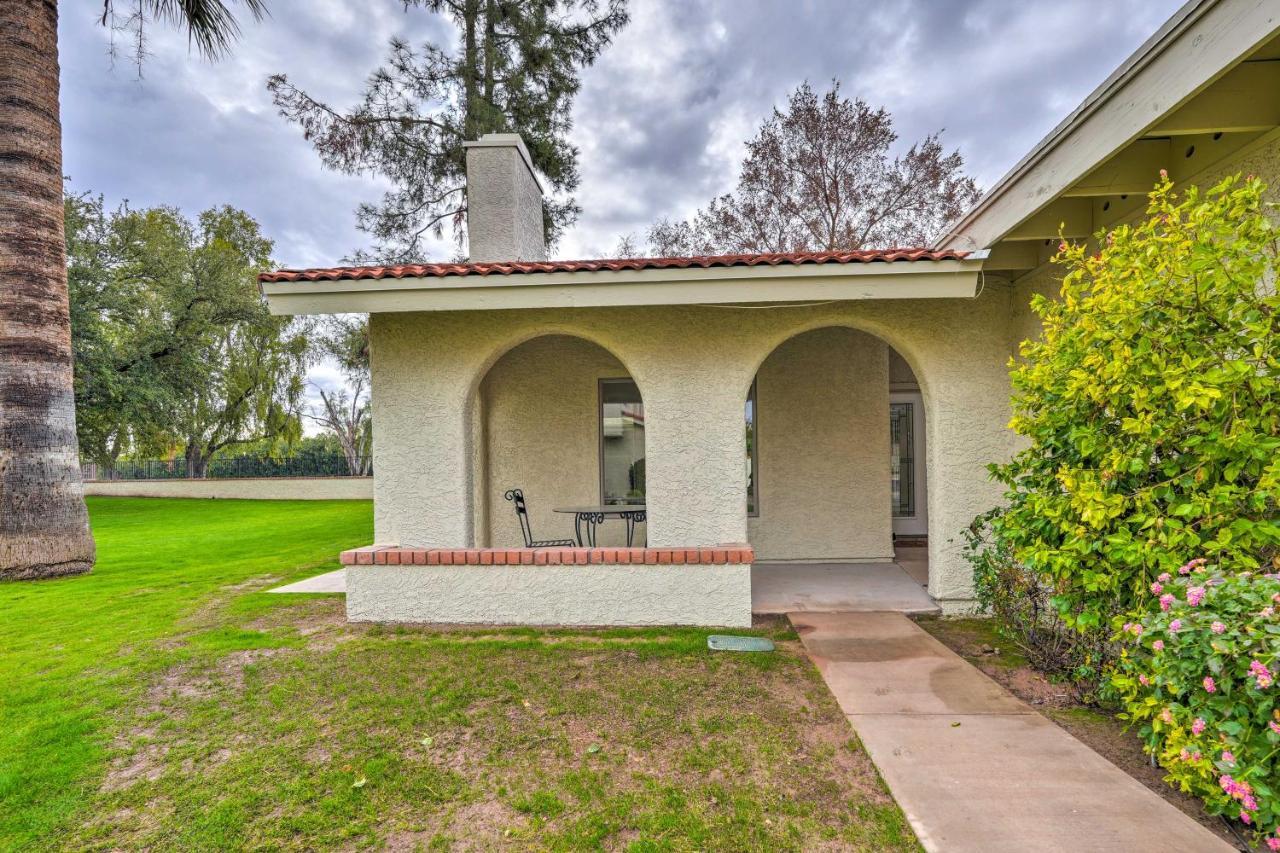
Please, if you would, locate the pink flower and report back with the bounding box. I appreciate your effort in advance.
[1153,639,1165,652]
[1219,774,1251,799]
[1187,586,1206,606]
[1191,718,1206,735]
[1178,558,1207,575]
[1222,751,1235,765]
[1157,572,1171,582]
[1249,660,1273,689]
[1269,720,1280,734]
[1204,676,1216,693]
[1263,607,1276,618]
[1151,581,1164,595]
[1159,168,1168,179]
[1160,594,1176,612]
[1170,619,1183,632]
[1138,674,1150,686]
[1211,622,1226,634]
[1160,708,1174,724]
[1179,748,1191,761]
[1266,836,1280,851]
[1242,811,1253,825]
[1122,622,1143,637]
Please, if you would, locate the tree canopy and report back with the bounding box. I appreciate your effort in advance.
[622,81,980,257]
[66,193,308,472]
[268,0,629,261]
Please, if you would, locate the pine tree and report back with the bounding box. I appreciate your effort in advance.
[268,0,629,261]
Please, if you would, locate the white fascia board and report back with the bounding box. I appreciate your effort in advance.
[937,0,1280,251]
[262,257,986,316]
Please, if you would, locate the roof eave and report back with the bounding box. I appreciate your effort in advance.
[937,0,1280,251]
[261,255,987,316]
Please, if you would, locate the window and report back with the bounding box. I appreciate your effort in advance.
[600,379,645,505]
[746,380,758,515]
[890,401,915,517]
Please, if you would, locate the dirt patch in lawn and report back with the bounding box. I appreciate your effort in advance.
[915,616,1247,851]
[74,603,918,851]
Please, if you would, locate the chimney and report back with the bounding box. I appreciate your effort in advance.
[463,133,547,263]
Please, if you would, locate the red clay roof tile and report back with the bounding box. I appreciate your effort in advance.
[258,248,969,283]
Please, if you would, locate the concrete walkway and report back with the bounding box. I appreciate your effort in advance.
[791,611,1231,853]
[268,569,346,594]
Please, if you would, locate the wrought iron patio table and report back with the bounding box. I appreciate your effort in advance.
[552,504,647,547]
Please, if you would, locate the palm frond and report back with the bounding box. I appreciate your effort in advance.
[101,0,269,59]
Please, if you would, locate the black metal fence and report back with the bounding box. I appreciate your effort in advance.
[82,452,372,481]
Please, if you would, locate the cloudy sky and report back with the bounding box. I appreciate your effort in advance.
[59,0,1186,407]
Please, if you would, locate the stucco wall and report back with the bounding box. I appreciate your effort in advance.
[368,282,1017,609]
[479,335,644,548]
[747,327,893,562]
[83,477,373,500]
[346,563,752,626]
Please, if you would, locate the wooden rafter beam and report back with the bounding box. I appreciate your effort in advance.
[1003,198,1093,241]
[1062,139,1172,197]
[1151,60,1280,135]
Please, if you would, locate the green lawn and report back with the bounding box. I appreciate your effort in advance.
[1,498,916,851]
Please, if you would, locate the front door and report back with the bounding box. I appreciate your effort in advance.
[890,391,927,538]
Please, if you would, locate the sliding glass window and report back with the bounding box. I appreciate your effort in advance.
[746,380,758,516]
[599,379,645,505]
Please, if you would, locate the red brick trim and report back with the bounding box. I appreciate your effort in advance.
[340,544,754,566]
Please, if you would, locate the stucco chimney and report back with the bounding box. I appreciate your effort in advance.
[463,133,547,263]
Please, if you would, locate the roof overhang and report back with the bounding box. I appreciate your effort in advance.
[938,0,1280,273]
[262,255,988,316]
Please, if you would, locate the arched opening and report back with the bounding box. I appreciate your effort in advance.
[473,334,646,548]
[745,326,932,610]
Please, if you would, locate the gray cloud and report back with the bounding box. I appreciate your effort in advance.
[62,0,1185,264]
[58,0,1184,413]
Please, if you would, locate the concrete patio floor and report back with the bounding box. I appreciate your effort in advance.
[791,610,1231,853]
[752,546,936,614]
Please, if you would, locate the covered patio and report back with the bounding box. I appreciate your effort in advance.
[261,134,1015,626]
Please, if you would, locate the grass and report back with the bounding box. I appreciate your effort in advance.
[2,498,917,851]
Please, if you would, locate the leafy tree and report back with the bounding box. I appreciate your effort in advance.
[67,199,308,477]
[0,0,265,580]
[973,174,1280,656]
[621,80,980,257]
[267,0,629,261]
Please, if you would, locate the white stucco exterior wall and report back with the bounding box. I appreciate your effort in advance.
[346,563,752,626]
[368,283,1017,611]
[747,327,893,562]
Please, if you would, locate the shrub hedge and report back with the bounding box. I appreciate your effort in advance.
[1112,562,1280,848]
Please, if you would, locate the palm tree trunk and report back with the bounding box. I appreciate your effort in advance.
[0,0,95,580]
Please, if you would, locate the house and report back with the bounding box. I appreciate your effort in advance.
[261,0,1280,627]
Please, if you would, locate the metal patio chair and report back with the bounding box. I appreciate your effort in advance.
[504,488,576,548]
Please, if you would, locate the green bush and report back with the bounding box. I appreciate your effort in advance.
[974,173,1280,643]
[1111,562,1280,847]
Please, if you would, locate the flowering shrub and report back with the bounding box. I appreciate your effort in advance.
[1112,561,1280,847]
[971,174,1280,645]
